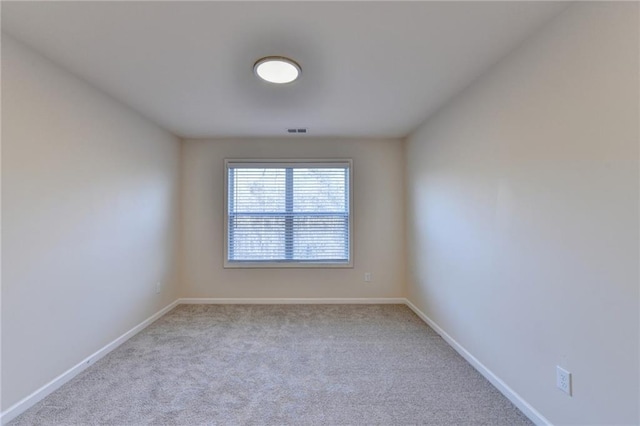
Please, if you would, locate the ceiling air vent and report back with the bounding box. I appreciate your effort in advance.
[287,128,308,134]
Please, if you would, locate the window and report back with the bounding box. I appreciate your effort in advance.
[225,159,352,268]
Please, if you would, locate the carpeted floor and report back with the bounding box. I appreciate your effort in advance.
[10,304,531,425]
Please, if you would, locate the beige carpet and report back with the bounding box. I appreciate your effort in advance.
[10,304,531,425]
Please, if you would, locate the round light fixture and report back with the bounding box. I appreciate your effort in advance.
[254,56,301,84]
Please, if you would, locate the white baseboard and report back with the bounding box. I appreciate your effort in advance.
[0,299,180,425]
[178,297,406,305]
[403,299,551,426]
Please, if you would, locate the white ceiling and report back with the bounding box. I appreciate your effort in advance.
[2,1,568,139]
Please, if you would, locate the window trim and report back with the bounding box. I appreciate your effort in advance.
[223,158,354,269]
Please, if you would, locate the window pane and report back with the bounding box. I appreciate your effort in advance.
[293,168,347,213]
[292,216,348,260]
[229,168,285,213]
[229,216,285,260]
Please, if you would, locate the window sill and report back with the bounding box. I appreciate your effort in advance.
[223,261,353,269]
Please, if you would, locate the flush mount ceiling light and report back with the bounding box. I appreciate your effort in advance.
[254,56,301,84]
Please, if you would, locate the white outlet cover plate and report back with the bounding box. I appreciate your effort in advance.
[556,366,572,396]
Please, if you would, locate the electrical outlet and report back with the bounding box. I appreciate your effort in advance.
[556,366,572,396]
[364,272,372,282]
[156,282,161,294]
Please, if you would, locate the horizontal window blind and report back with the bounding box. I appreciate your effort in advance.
[226,161,351,265]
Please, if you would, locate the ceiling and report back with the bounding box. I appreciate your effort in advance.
[2,1,568,139]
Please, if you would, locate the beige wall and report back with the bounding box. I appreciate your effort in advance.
[180,138,405,299]
[405,3,639,425]
[1,36,181,410]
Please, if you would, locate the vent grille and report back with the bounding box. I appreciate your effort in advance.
[287,128,308,134]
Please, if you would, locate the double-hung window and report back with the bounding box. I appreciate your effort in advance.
[225,159,352,268]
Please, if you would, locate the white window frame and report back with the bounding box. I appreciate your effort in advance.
[224,159,353,269]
